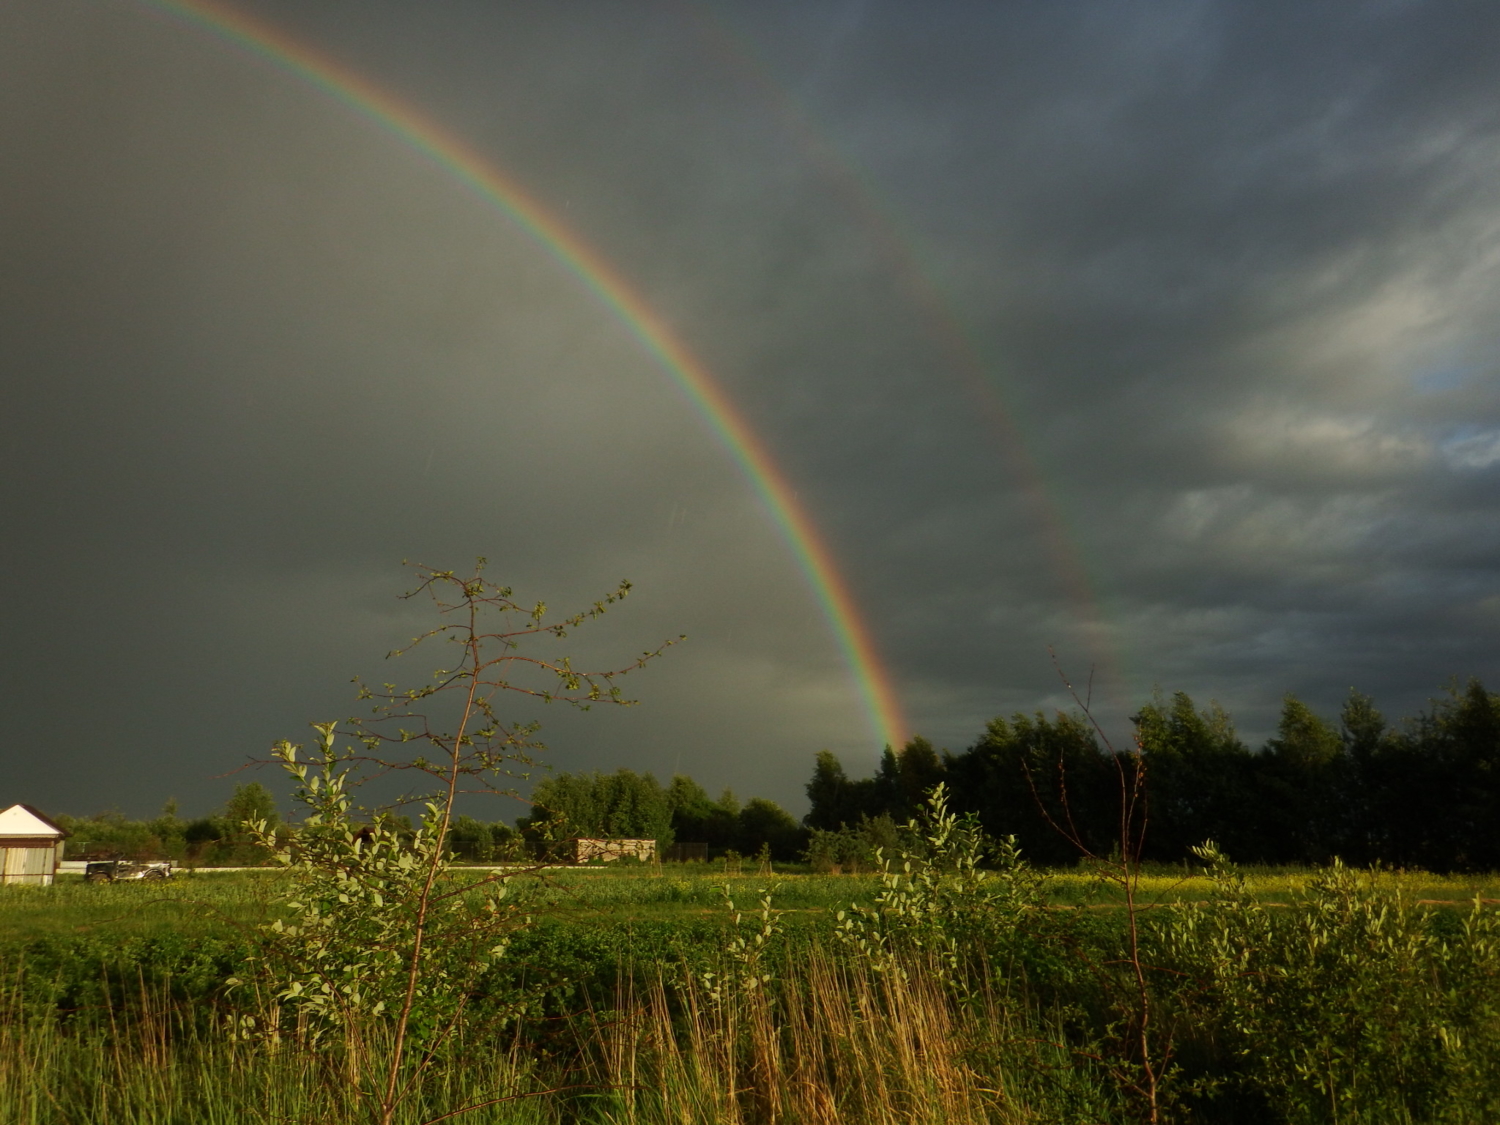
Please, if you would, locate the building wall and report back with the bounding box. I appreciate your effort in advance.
[571,838,656,863]
[1,843,60,885]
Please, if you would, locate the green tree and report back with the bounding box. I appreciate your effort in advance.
[599,769,673,843]
[1335,689,1392,864]
[735,797,804,861]
[666,774,735,847]
[1266,696,1342,770]
[1259,696,1342,863]
[144,799,188,860]
[716,787,740,819]
[183,816,224,861]
[518,772,603,842]
[945,710,1113,865]
[447,815,493,863]
[521,768,674,849]
[804,749,876,830]
[1134,691,1254,862]
[666,774,715,827]
[56,810,172,861]
[873,736,947,822]
[225,781,279,830]
[1393,679,1500,871]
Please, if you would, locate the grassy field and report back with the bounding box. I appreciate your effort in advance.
[5,863,1500,1123]
[4,863,1496,940]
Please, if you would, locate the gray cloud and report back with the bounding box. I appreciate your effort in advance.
[2,0,1498,819]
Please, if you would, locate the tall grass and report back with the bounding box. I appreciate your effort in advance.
[1,969,558,1125]
[578,950,1109,1125]
[2,948,1106,1125]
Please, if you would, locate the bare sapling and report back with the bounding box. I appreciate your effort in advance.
[1028,655,1169,1124]
[244,560,678,1125]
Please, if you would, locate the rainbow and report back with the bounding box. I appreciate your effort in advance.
[679,4,1133,713]
[130,0,909,749]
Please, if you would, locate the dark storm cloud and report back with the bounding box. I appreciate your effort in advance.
[726,0,1500,742]
[2,0,1498,818]
[0,0,872,816]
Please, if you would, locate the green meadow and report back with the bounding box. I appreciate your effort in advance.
[5,862,1500,1125]
[5,864,1499,939]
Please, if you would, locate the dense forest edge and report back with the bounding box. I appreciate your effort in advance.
[54,678,1500,874]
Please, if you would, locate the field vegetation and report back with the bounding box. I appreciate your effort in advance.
[6,865,1498,940]
[15,565,1500,1123]
[6,826,1500,1123]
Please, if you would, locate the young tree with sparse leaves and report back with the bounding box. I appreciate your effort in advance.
[243,561,676,1125]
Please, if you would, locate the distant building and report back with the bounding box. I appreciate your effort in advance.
[567,837,657,864]
[0,804,69,886]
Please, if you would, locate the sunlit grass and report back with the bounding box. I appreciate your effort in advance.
[0,870,281,940]
[4,861,1499,1122]
[1045,867,1500,907]
[4,864,1496,942]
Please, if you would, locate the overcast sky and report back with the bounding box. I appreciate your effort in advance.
[4,0,1499,820]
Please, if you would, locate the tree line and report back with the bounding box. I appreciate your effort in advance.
[806,680,1500,872]
[50,678,1499,871]
[51,771,809,864]
[519,769,804,861]
[57,782,282,865]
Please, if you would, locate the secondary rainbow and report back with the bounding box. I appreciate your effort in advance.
[133,0,909,749]
[679,3,1133,713]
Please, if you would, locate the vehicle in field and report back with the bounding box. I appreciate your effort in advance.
[83,859,173,883]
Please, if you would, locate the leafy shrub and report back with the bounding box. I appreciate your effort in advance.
[1164,846,1500,1122]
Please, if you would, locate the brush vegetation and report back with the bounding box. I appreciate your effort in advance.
[5,813,1500,1124]
[18,565,1500,1123]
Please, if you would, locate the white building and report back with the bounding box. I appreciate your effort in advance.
[0,804,69,886]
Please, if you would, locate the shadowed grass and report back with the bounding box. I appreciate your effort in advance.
[2,949,1107,1125]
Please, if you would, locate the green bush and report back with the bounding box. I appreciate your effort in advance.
[1162,848,1500,1122]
